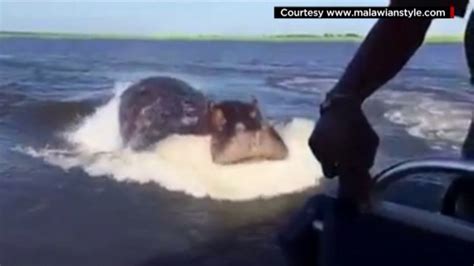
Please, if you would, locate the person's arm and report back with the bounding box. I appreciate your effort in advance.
[330,3,432,101]
[311,2,433,207]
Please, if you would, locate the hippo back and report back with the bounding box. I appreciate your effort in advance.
[119,76,209,150]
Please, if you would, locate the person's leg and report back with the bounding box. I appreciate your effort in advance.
[462,114,474,159]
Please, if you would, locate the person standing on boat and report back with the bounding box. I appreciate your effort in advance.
[279,2,473,265]
[308,0,474,208]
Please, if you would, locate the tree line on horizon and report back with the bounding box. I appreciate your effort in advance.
[0,30,362,39]
[270,33,362,38]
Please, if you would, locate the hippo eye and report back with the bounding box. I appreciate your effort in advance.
[249,110,257,119]
[235,122,246,132]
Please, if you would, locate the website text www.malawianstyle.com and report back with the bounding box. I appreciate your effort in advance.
[274,6,454,19]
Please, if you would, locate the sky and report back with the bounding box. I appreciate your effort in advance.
[0,0,470,36]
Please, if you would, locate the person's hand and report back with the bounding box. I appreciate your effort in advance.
[308,94,379,205]
[308,94,378,177]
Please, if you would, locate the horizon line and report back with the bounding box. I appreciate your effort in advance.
[0,30,463,43]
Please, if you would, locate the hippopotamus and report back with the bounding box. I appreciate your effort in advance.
[119,76,288,164]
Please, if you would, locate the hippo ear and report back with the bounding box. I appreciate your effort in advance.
[208,100,215,111]
[251,96,258,107]
[211,107,226,131]
[249,96,261,119]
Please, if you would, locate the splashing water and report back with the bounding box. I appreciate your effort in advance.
[19,83,323,201]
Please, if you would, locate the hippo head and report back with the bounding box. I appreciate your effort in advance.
[207,98,289,165]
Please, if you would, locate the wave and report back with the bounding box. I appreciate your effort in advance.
[17,82,322,201]
[112,60,303,77]
[0,54,13,59]
[181,62,300,76]
[2,86,114,136]
[0,89,27,106]
[0,90,28,117]
[402,66,468,80]
[0,55,94,73]
[382,90,472,150]
[266,75,338,95]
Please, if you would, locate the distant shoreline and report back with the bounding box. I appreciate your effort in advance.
[0,31,463,43]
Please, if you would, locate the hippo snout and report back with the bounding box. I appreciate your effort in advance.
[210,125,289,165]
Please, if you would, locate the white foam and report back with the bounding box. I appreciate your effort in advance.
[19,83,322,201]
[63,82,130,153]
[382,90,472,148]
